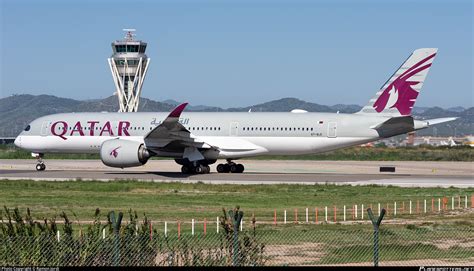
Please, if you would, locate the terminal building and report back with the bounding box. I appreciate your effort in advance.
[403,133,473,147]
[108,29,150,112]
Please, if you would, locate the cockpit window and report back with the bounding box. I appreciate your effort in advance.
[24,125,31,131]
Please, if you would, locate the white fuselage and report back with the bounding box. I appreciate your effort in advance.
[15,111,388,159]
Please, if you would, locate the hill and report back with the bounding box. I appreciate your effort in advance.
[0,94,471,137]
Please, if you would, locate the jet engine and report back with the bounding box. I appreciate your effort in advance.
[100,139,150,168]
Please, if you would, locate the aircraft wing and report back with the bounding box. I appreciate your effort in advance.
[144,103,212,150]
[144,103,265,161]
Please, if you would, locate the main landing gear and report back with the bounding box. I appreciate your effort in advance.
[216,160,244,173]
[34,153,46,171]
[174,158,244,174]
[175,159,215,175]
[181,164,211,174]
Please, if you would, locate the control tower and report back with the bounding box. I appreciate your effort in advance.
[108,29,150,112]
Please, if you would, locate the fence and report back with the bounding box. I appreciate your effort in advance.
[272,195,473,224]
[1,208,473,266]
[1,224,472,266]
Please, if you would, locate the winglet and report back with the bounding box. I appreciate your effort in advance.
[168,103,188,118]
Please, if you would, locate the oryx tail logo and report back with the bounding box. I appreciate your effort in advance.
[110,146,121,158]
[373,53,436,115]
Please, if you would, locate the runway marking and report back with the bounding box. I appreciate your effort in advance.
[0,175,472,188]
[1,159,472,188]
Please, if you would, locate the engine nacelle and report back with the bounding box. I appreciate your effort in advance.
[100,139,150,168]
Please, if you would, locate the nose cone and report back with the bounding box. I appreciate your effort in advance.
[14,136,21,148]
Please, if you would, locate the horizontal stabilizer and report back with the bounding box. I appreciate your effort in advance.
[371,116,458,138]
[370,116,412,130]
[425,117,458,126]
[370,116,414,138]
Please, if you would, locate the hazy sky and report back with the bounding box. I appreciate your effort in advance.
[1,0,472,108]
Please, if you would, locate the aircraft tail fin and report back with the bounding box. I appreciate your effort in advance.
[357,48,438,116]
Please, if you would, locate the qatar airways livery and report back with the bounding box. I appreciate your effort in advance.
[15,48,456,174]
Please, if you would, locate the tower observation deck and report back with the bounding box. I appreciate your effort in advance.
[108,29,150,112]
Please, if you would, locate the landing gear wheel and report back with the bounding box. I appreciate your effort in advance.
[181,165,190,174]
[34,153,46,171]
[217,164,226,173]
[230,164,238,173]
[236,164,244,173]
[195,165,204,174]
[36,163,45,171]
[181,163,211,175]
[217,162,243,173]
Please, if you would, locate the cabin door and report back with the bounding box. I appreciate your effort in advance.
[230,122,239,136]
[41,121,51,136]
[327,122,337,138]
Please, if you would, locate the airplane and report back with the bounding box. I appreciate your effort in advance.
[14,48,457,174]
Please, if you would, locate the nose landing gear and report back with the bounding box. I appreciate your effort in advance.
[33,153,46,171]
[36,163,46,171]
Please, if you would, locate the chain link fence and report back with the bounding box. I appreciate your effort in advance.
[1,209,472,266]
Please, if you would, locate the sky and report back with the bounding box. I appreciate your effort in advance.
[1,0,472,108]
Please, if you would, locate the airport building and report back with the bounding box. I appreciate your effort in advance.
[366,134,474,148]
[403,135,473,147]
[108,29,150,112]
